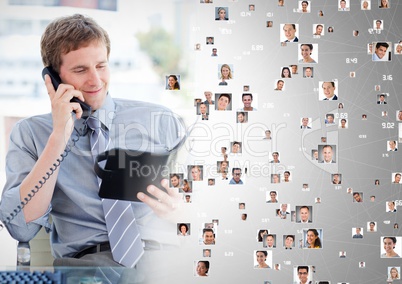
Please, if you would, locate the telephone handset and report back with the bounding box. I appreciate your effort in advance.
[42,67,92,118]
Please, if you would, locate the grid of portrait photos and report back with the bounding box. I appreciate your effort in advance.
[169,0,401,282]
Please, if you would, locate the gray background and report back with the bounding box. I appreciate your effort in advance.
[172,0,402,283]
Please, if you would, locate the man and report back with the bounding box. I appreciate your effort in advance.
[368,222,376,232]
[393,173,401,184]
[284,235,294,249]
[333,174,341,184]
[353,192,362,202]
[388,201,397,212]
[279,203,290,219]
[322,81,338,100]
[216,93,231,110]
[185,195,191,203]
[231,141,241,154]
[320,145,335,163]
[267,191,278,203]
[339,0,349,11]
[272,174,280,184]
[202,228,215,245]
[397,110,402,121]
[275,80,284,91]
[283,24,298,42]
[340,118,347,129]
[199,102,208,120]
[304,67,313,78]
[297,266,312,284]
[283,171,290,182]
[301,117,311,129]
[373,42,389,61]
[170,174,182,188]
[203,249,211,257]
[211,48,218,56]
[353,227,363,238]
[291,65,298,74]
[203,91,214,105]
[229,168,243,185]
[265,234,276,248]
[388,140,398,151]
[263,130,272,140]
[298,206,311,223]
[313,24,323,36]
[0,14,183,273]
[219,161,229,173]
[326,114,335,125]
[270,152,280,163]
[375,20,382,30]
[312,150,318,160]
[377,94,387,104]
[339,251,346,258]
[206,36,214,44]
[239,93,257,111]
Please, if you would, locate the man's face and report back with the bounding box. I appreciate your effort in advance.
[203,231,214,244]
[388,202,395,210]
[284,172,290,181]
[302,118,309,126]
[242,95,252,108]
[389,141,396,149]
[266,236,274,247]
[300,208,309,222]
[220,162,228,171]
[340,1,346,8]
[265,131,271,138]
[273,175,279,183]
[333,174,339,182]
[272,153,279,161]
[281,204,287,211]
[370,223,375,231]
[356,228,361,234]
[395,174,401,183]
[291,65,297,73]
[354,193,361,202]
[233,170,241,182]
[327,115,334,123]
[200,104,207,114]
[376,46,387,59]
[59,42,110,111]
[212,49,217,55]
[322,82,335,98]
[283,24,296,40]
[323,146,333,162]
[270,192,277,201]
[305,68,312,77]
[398,111,402,120]
[302,2,308,11]
[218,96,229,110]
[276,81,284,90]
[232,143,240,153]
[298,268,308,283]
[285,237,293,247]
[171,176,179,187]
[316,26,323,35]
[376,21,381,29]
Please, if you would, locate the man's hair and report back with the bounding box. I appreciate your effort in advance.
[326,113,334,119]
[272,151,279,156]
[298,265,309,273]
[322,81,335,88]
[219,93,231,103]
[323,145,333,150]
[242,93,253,100]
[277,80,284,84]
[370,221,375,226]
[376,42,389,49]
[341,118,347,123]
[41,14,111,73]
[376,20,382,24]
[316,24,323,29]
[283,23,296,30]
[171,174,180,180]
[286,235,295,241]
[270,190,277,195]
[284,171,290,175]
[300,205,309,211]
[395,173,401,177]
[203,228,214,235]
[353,192,360,196]
[302,1,309,5]
[232,167,242,174]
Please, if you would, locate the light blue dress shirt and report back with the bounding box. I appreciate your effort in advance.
[0,95,182,258]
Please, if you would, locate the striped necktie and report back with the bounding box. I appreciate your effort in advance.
[87,116,144,268]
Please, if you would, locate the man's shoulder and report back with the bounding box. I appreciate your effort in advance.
[114,98,171,112]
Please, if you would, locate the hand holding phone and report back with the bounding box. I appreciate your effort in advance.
[42,67,92,118]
